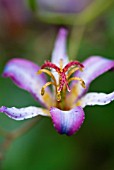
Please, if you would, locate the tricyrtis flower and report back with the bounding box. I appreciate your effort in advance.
[0,28,114,136]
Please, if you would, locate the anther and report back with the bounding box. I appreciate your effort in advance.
[68,77,86,88]
[41,81,57,96]
[38,60,85,102]
[80,80,86,88]
[41,88,45,95]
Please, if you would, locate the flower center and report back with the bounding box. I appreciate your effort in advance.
[38,59,85,102]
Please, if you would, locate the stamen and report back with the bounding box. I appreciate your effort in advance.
[68,77,86,88]
[38,59,85,103]
[37,69,57,85]
[67,67,83,79]
[41,81,57,96]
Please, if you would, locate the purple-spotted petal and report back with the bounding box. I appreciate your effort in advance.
[72,56,114,99]
[51,28,69,83]
[0,106,50,120]
[80,92,114,108]
[50,107,85,136]
[3,58,52,108]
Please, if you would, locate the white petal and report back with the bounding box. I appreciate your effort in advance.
[0,106,50,120]
[80,92,114,108]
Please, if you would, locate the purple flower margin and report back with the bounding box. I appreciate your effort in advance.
[0,28,114,136]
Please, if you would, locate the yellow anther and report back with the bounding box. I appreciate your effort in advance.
[38,60,85,104]
[37,69,57,85]
[41,81,57,96]
[80,80,86,88]
[37,70,43,75]
[41,88,45,96]
[68,77,86,88]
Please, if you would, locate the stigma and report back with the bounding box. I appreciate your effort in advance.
[38,59,86,101]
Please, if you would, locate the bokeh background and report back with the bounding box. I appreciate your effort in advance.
[0,0,114,170]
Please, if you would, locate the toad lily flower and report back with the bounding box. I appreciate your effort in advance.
[0,28,114,136]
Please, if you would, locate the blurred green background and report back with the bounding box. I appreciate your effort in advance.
[0,0,114,170]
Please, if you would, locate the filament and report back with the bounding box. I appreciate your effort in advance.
[37,69,57,85]
[67,67,82,79]
[41,81,57,96]
[68,77,86,88]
